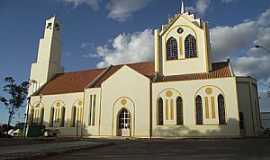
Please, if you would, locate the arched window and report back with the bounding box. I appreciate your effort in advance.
[157,98,164,125]
[239,112,244,129]
[71,106,77,127]
[196,96,203,125]
[49,107,54,127]
[218,95,226,124]
[118,109,130,129]
[40,108,44,125]
[166,37,178,60]
[185,35,197,58]
[176,97,183,125]
[28,108,34,126]
[60,107,65,127]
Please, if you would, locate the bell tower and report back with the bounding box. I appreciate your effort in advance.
[29,16,64,95]
[154,1,212,76]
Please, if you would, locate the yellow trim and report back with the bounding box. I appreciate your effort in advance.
[164,25,198,40]
[71,99,84,126]
[112,96,135,137]
[194,85,225,97]
[205,97,210,119]
[166,99,169,120]
[179,36,183,57]
[153,77,234,84]
[170,99,174,120]
[158,88,182,98]
[211,96,216,119]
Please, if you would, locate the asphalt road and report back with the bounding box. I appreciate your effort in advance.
[40,138,270,160]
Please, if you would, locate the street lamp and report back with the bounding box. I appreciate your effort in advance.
[267,83,270,99]
[255,44,270,54]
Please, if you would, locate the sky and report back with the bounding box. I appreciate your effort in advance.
[0,0,270,124]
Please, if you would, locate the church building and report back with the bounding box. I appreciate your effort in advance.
[27,2,261,138]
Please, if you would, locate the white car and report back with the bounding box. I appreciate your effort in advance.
[44,129,60,137]
[8,129,21,137]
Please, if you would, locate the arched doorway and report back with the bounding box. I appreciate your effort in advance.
[117,108,131,137]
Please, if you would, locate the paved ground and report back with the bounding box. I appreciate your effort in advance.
[0,138,79,147]
[0,140,110,160]
[39,138,270,160]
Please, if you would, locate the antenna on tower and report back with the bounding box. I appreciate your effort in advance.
[181,0,185,14]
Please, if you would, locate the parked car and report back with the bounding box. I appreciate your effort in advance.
[264,128,270,136]
[8,129,21,137]
[0,126,3,137]
[44,128,60,137]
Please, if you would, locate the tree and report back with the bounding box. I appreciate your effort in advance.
[0,77,29,129]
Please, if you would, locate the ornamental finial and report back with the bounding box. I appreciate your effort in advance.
[181,0,185,14]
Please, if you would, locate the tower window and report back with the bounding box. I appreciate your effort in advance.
[166,37,178,60]
[47,23,52,29]
[55,23,60,31]
[185,35,197,58]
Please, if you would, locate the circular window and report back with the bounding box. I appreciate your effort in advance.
[177,28,184,34]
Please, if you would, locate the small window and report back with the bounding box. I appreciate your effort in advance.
[92,95,96,126]
[40,108,44,125]
[157,98,164,125]
[218,95,226,125]
[185,35,197,58]
[166,37,178,60]
[196,96,203,125]
[118,109,130,129]
[239,112,244,129]
[176,97,183,125]
[29,108,34,126]
[71,106,76,127]
[60,107,65,127]
[49,107,54,127]
[88,95,92,126]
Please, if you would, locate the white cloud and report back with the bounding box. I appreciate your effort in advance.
[60,0,101,10]
[80,42,98,58]
[210,21,256,60]
[107,0,152,22]
[59,0,152,21]
[94,29,154,68]
[195,0,211,15]
[221,0,235,3]
[193,0,236,15]
[210,8,270,89]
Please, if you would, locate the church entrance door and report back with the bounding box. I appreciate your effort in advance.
[118,109,131,137]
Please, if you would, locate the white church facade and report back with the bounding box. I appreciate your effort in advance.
[27,4,261,138]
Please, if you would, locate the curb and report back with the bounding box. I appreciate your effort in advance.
[3,142,114,160]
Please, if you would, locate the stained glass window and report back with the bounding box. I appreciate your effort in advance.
[218,95,226,125]
[196,96,203,125]
[185,35,197,58]
[166,37,178,60]
[176,97,183,125]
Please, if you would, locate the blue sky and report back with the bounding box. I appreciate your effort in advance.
[0,0,270,124]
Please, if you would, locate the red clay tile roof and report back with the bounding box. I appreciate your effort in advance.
[91,62,155,87]
[36,68,105,95]
[35,61,232,96]
[155,61,232,82]
[36,62,155,95]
